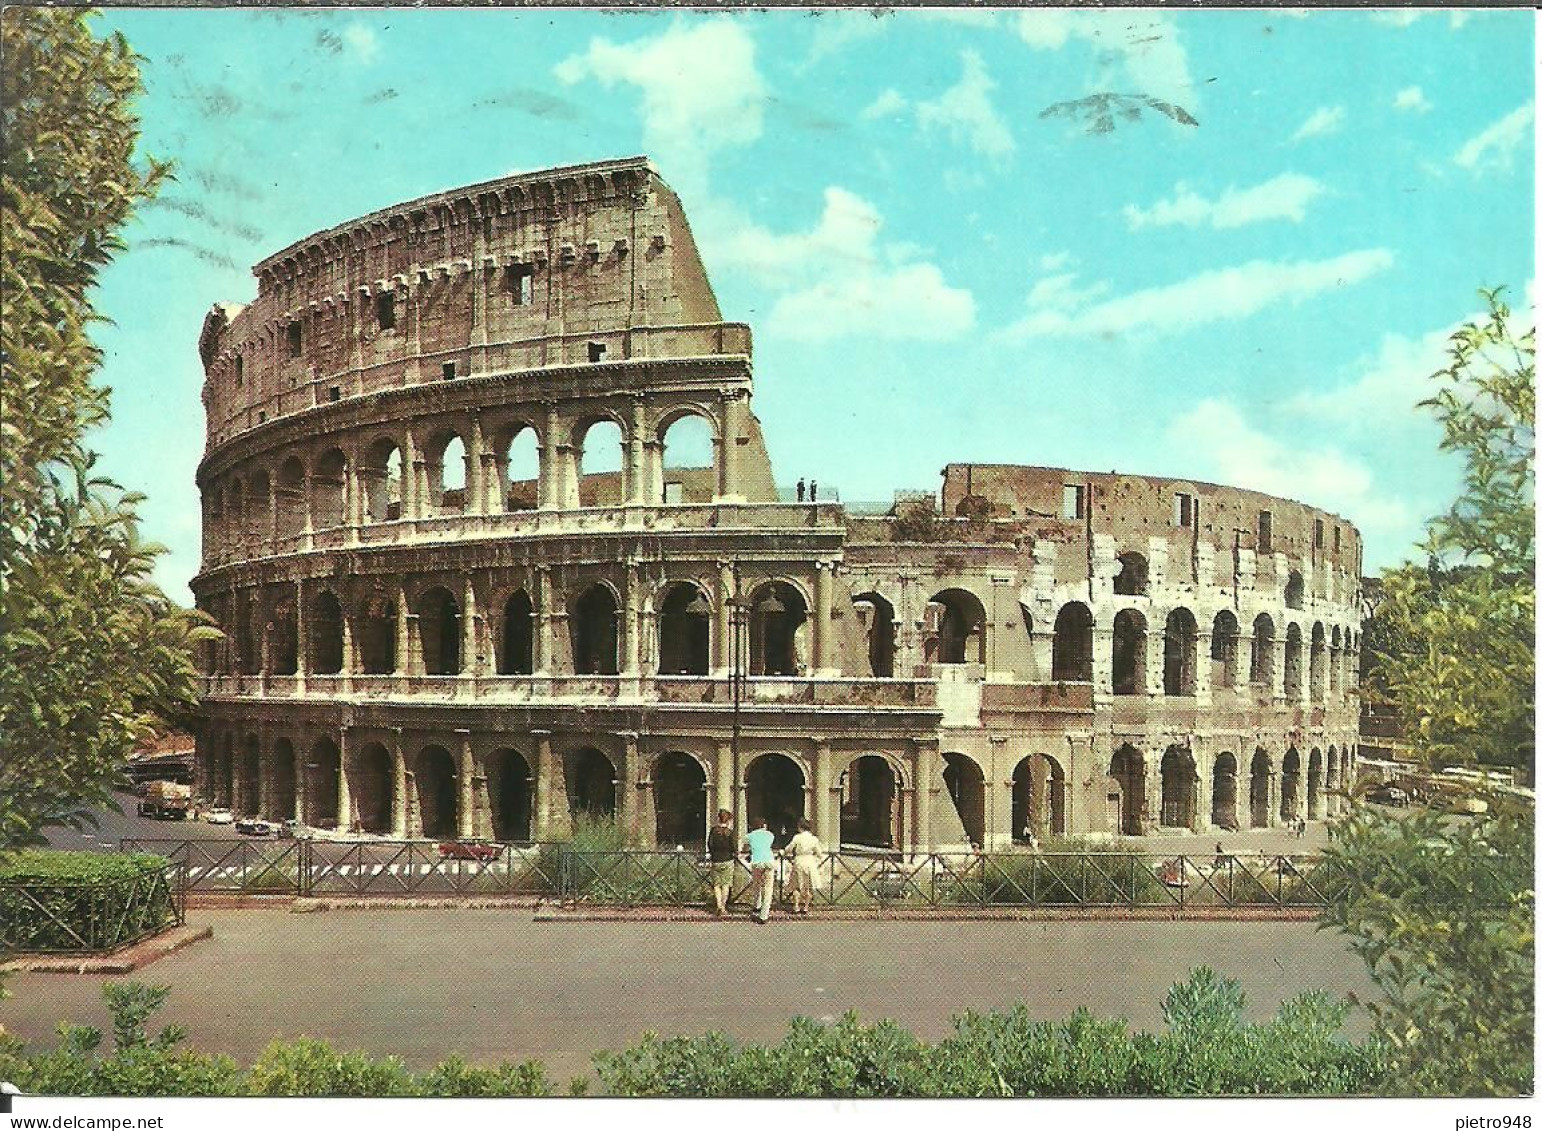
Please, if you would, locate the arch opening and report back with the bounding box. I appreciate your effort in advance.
[499,590,535,675]
[1160,745,1198,828]
[942,752,985,848]
[415,745,458,838]
[1112,609,1147,696]
[1307,747,1323,819]
[353,742,393,834]
[654,751,708,848]
[566,747,617,820]
[746,752,805,849]
[305,739,341,829]
[1052,602,1093,682]
[1163,608,1198,697]
[275,457,307,541]
[851,591,896,678]
[309,591,344,675]
[239,736,261,817]
[570,585,620,676]
[1212,752,1239,830]
[576,419,624,508]
[930,588,986,666]
[1250,614,1275,686]
[488,748,533,842]
[271,739,296,822]
[1210,610,1240,690]
[659,582,712,676]
[749,581,809,676]
[1109,744,1145,835]
[1280,748,1302,823]
[841,755,900,849]
[1249,749,1272,828]
[503,426,541,511]
[660,413,716,505]
[1113,551,1149,596]
[364,440,403,523]
[359,590,398,675]
[417,587,462,676]
[1284,624,1304,698]
[313,449,348,530]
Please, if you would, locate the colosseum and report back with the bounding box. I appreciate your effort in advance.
[192,156,1364,852]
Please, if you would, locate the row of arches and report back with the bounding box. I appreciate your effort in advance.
[1048,603,1357,699]
[1114,551,1313,611]
[1107,743,1351,834]
[204,409,721,546]
[207,578,816,679]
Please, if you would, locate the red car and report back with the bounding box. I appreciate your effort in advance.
[437,841,502,862]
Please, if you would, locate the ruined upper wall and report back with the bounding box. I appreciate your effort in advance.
[198,158,745,446]
[940,462,1363,584]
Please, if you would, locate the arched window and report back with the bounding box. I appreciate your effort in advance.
[275,457,306,540]
[1051,602,1093,682]
[359,589,397,674]
[1163,608,1198,696]
[570,585,619,675]
[930,588,986,666]
[1210,610,1240,690]
[749,581,808,676]
[1112,609,1146,695]
[268,594,298,675]
[1160,745,1197,828]
[416,587,462,675]
[499,590,534,675]
[1283,623,1304,698]
[1249,614,1275,686]
[428,432,468,514]
[1109,744,1145,835]
[660,413,716,504]
[502,425,540,511]
[658,582,712,675]
[313,449,348,530]
[851,591,896,678]
[309,590,344,674]
[364,439,403,522]
[1113,551,1148,596]
[576,418,624,508]
[1284,570,1305,609]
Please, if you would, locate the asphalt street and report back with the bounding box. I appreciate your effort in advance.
[2,910,1375,1084]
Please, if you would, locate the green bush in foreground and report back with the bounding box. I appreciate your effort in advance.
[0,970,1385,1097]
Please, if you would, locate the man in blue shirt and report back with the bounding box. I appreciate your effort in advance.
[742,817,777,923]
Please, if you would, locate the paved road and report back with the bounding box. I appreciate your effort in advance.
[43,791,242,851]
[2,911,1375,1083]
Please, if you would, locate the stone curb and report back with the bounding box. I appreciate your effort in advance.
[289,896,549,912]
[1,925,213,974]
[534,907,1323,924]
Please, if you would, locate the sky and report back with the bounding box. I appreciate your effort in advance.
[82,6,1536,602]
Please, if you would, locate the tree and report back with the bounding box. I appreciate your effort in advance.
[1363,289,1535,773]
[1324,287,1536,1096]
[0,9,213,851]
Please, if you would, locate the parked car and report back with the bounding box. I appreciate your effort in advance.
[275,819,303,839]
[1366,784,1410,807]
[204,807,235,825]
[235,818,277,837]
[438,841,502,862]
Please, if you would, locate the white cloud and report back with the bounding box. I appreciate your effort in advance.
[343,24,379,63]
[1454,102,1534,174]
[555,21,765,195]
[1039,251,1073,272]
[860,88,908,121]
[1016,10,1196,110]
[1393,86,1431,114]
[1000,250,1394,340]
[916,51,1014,160]
[767,263,976,343]
[1285,323,1459,423]
[1168,399,1412,533]
[1025,272,1108,311]
[708,187,975,343]
[1292,105,1344,142]
[1124,174,1326,231]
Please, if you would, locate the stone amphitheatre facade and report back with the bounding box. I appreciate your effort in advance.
[193,156,1363,851]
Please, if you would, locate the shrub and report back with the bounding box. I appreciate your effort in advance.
[0,852,174,953]
[415,1054,553,1097]
[247,1037,416,1097]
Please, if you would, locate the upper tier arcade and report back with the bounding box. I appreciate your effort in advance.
[197,157,748,452]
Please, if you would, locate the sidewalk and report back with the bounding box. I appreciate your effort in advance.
[1,924,213,975]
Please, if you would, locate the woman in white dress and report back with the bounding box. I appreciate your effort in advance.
[783,818,824,915]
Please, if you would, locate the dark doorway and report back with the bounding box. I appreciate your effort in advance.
[749,582,808,676]
[310,591,345,674]
[416,746,458,838]
[746,753,805,849]
[354,742,393,833]
[500,591,534,675]
[571,586,620,676]
[1112,610,1146,696]
[306,739,341,829]
[852,591,896,678]
[1250,749,1272,828]
[360,590,397,674]
[1160,745,1197,828]
[418,588,461,675]
[1109,744,1145,835]
[1212,752,1239,830]
[659,583,711,675]
[1281,747,1301,822]
[271,739,296,823]
[841,755,899,849]
[489,748,532,842]
[942,752,985,847]
[653,752,708,848]
[567,747,617,819]
[1052,602,1094,682]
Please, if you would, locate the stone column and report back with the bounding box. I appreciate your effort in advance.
[294,577,308,690]
[533,731,570,840]
[1145,624,1166,699]
[622,563,642,676]
[1194,629,1212,705]
[391,731,408,838]
[461,574,481,677]
[300,472,315,551]
[337,728,353,833]
[292,739,307,824]
[1193,742,1211,832]
[813,561,834,675]
[467,415,487,517]
[395,585,412,678]
[718,391,742,502]
[914,739,938,851]
[346,449,364,535]
[617,732,641,847]
[715,561,734,677]
[813,738,837,846]
[401,431,420,520]
[1091,626,1114,698]
[535,566,555,675]
[457,731,476,839]
[626,398,647,507]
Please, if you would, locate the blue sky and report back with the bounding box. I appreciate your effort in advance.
[86,7,1535,601]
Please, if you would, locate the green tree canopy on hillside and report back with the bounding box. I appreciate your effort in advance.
[0,9,213,851]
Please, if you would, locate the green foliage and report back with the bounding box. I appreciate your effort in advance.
[1319,799,1534,1096]
[594,969,1384,1097]
[0,853,175,954]
[1365,288,1535,773]
[890,498,946,542]
[0,9,216,852]
[414,1055,554,1097]
[966,847,1170,906]
[247,1038,418,1097]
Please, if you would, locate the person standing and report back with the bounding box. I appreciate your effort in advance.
[783,818,824,915]
[796,478,806,502]
[742,817,777,923]
[706,809,736,917]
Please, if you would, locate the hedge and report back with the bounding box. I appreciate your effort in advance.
[0,851,176,954]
